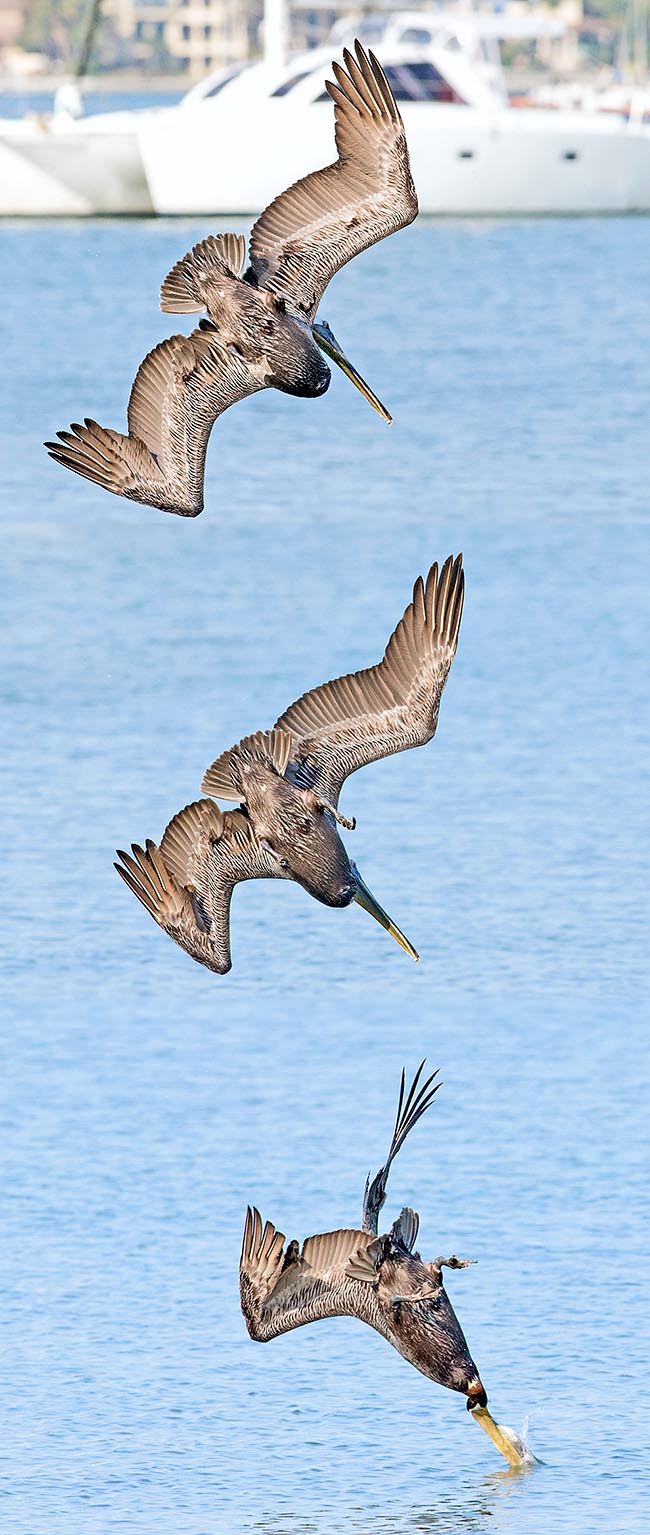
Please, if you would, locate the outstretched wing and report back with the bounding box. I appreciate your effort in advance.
[115,799,274,975]
[363,1062,441,1235]
[248,41,418,321]
[276,556,464,807]
[160,231,248,314]
[240,1207,373,1341]
[46,325,263,517]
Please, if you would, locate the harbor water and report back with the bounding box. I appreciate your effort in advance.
[0,213,648,1532]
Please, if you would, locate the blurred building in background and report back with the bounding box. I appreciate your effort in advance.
[0,0,639,82]
[0,0,43,74]
[109,0,260,76]
[3,0,265,76]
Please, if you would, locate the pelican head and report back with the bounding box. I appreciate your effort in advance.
[252,777,417,959]
[312,319,392,423]
[391,1275,486,1401]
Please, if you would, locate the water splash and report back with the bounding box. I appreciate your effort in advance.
[471,1405,539,1468]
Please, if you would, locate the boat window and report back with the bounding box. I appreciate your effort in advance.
[385,62,464,103]
[352,19,386,42]
[384,64,418,100]
[272,70,312,97]
[202,65,244,98]
[399,27,434,44]
[315,62,464,105]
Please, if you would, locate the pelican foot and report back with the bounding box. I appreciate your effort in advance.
[320,798,356,831]
[430,1256,477,1276]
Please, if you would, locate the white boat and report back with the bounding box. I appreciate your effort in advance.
[532,77,650,122]
[2,6,649,217]
[138,9,650,217]
[0,88,153,216]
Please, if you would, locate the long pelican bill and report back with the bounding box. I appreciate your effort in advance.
[313,322,392,424]
[353,872,419,961]
[471,1405,531,1468]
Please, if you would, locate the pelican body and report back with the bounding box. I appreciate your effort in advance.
[46,42,418,516]
[115,555,464,974]
[240,1065,488,1411]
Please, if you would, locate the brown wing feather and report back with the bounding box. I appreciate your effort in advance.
[114,835,229,973]
[46,327,262,517]
[202,728,296,802]
[159,797,225,895]
[249,41,417,319]
[240,1207,373,1342]
[276,556,464,805]
[302,1228,371,1271]
[115,799,273,975]
[160,232,247,314]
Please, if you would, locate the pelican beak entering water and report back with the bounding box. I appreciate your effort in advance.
[313,321,392,424]
[470,1405,532,1468]
[352,870,419,961]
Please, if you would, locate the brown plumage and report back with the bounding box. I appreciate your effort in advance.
[45,42,418,517]
[240,1063,488,1411]
[115,556,463,974]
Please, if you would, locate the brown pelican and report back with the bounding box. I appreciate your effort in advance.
[115,555,463,973]
[45,42,418,517]
[240,1062,529,1467]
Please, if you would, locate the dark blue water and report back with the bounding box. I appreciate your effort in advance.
[1,215,648,1533]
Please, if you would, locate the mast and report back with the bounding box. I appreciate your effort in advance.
[263,0,289,70]
[634,0,648,78]
[75,0,104,79]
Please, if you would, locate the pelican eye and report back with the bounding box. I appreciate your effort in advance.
[300,818,313,834]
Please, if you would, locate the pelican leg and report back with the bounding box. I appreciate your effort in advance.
[320,798,356,831]
[391,1281,438,1305]
[429,1256,477,1277]
[391,1257,476,1306]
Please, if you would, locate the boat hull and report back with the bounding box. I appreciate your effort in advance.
[139,99,650,217]
[0,114,153,216]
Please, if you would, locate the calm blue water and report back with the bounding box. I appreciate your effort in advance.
[0,90,181,118]
[0,215,648,1534]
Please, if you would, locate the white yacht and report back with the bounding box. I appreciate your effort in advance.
[0,86,153,216]
[138,10,650,217]
[1,7,649,217]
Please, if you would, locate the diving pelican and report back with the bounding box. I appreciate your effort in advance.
[115,555,463,974]
[45,41,418,517]
[240,1062,529,1467]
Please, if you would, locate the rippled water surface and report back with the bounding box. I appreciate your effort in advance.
[1,214,648,1534]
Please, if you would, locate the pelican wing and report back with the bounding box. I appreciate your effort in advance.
[276,556,464,807]
[248,41,418,321]
[46,325,263,517]
[115,799,274,975]
[240,1207,374,1341]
